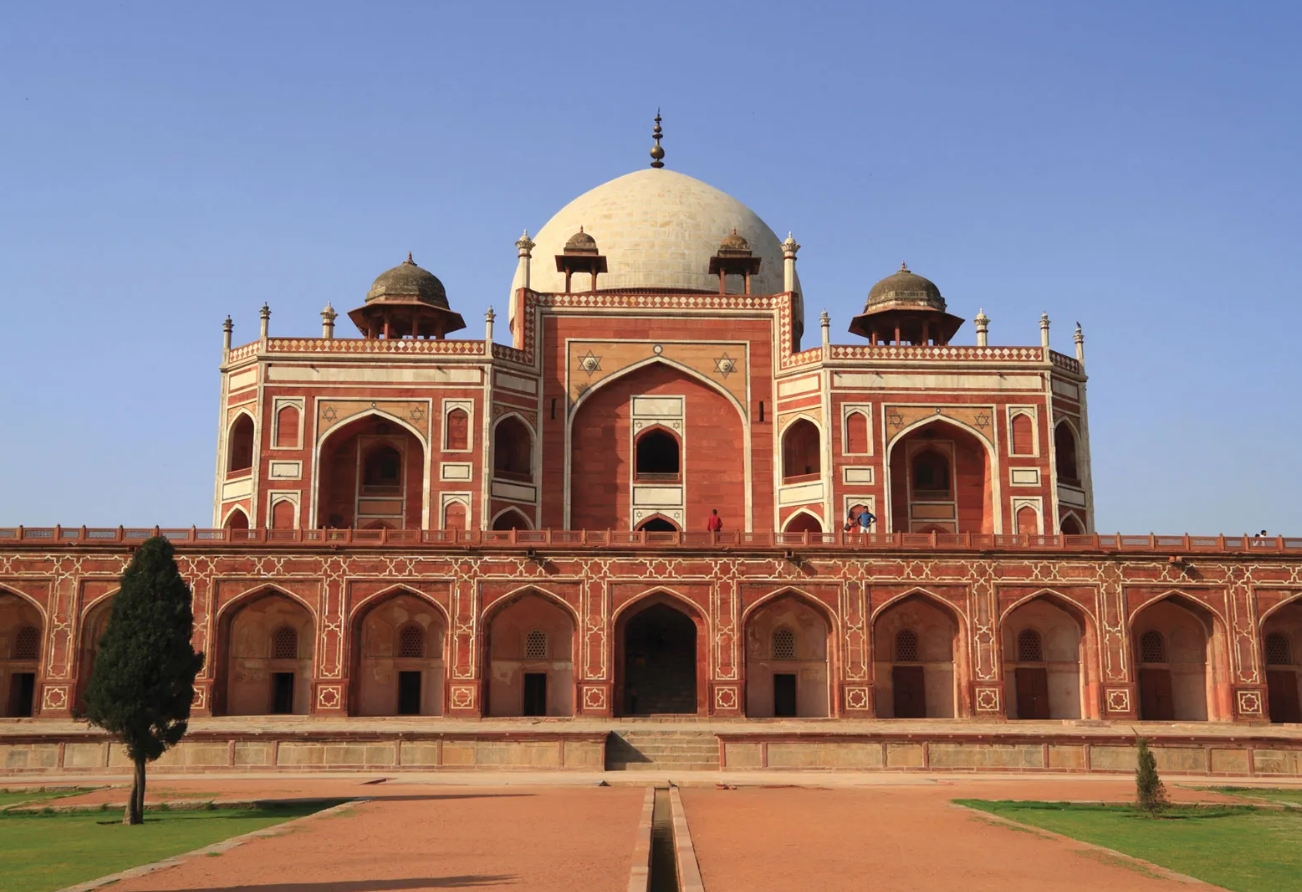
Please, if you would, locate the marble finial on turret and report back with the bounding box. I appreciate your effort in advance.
[321,302,337,340]
[260,303,271,340]
[1039,312,1050,350]
[975,309,989,347]
[1074,321,1085,367]
[782,233,800,293]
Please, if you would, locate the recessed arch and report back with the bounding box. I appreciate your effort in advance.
[223,506,251,531]
[615,591,705,716]
[1059,511,1086,535]
[1130,591,1226,721]
[569,355,748,422]
[1054,418,1081,485]
[634,425,681,479]
[226,411,256,474]
[782,509,824,535]
[871,588,969,719]
[1257,591,1302,627]
[740,586,838,633]
[213,585,315,716]
[1000,591,1096,719]
[482,584,582,630]
[314,410,427,530]
[481,586,576,717]
[492,413,535,483]
[885,416,1001,535]
[490,507,534,531]
[0,588,45,717]
[636,514,680,533]
[318,407,428,449]
[0,584,48,625]
[781,416,822,482]
[743,588,834,718]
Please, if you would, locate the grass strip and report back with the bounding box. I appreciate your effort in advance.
[957,799,1302,892]
[0,802,331,892]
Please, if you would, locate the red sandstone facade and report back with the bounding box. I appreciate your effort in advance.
[3,155,1300,735]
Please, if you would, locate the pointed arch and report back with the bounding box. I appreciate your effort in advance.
[490,507,534,531]
[1059,510,1086,536]
[871,587,968,718]
[492,412,535,482]
[317,407,428,449]
[1130,590,1227,722]
[741,585,838,632]
[214,582,318,627]
[782,509,824,535]
[222,505,251,531]
[742,587,836,718]
[614,588,707,716]
[998,588,1096,628]
[348,583,451,629]
[1258,591,1302,626]
[634,424,681,479]
[0,584,49,624]
[482,585,578,717]
[312,409,429,530]
[1128,590,1226,628]
[999,589,1097,719]
[226,410,256,474]
[635,513,680,533]
[1054,417,1081,484]
[885,415,1002,535]
[569,355,748,422]
[349,584,448,717]
[781,415,822,482]
[213,583,316,716]
[482,584,582,629]
[869,587,968,631]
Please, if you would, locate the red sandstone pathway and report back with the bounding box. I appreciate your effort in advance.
[682,780,1212,892]
[105,784,645,892]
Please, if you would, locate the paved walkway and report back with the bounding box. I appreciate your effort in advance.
[19,774,1267,891]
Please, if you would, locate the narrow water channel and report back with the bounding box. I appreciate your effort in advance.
[649,786,680,892]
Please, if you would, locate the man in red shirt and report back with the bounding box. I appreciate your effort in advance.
[706,509,723,532]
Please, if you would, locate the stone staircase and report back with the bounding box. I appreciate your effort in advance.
[606,729,720,771]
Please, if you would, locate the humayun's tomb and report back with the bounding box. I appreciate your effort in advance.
[3,120,1302,777]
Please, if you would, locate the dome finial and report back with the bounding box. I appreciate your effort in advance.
[405,252,415,265]
[650,110,665,169]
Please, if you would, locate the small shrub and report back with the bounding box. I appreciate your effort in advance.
[1135,738,1170,816]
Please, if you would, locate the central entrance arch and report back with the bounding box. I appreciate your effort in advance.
[616,596,702,716]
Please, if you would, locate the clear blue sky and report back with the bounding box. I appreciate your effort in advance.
[1,1,1298,534]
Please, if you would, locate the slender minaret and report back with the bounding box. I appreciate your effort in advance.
[974,309,989,347]
[321,303,337,339]
[260,303,271,340]
[515,231,534,290]
[782,233,800,293]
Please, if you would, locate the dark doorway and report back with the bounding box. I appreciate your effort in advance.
[523,673,548,716]
[1267,671,1301,724]
[9,673,35,717]
[892,666,926,718]
[272,672,295,714]
[635,429,680,479]
[1138,668,1174,720]
[623,603,697,715]
[638,518,678,533]
[773,673,797,717]
[397,671,422,716]
[1015,667,1050,719]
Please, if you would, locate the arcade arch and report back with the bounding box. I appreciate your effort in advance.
[1131,595,1224,722]
[75,596,115,712]
[483,590,575,717]
[781,418,821,482]
[227,414,254,474]
[1001,595,1091,719]
[0,591,42,717]
[872,593,963,718]
[782,511,824,535]
[350,590,446,716]
[491,508,533,531]
[492,416,534,482]
[616,594,704,716]
[215,590,314,716]
[1055,421,1080,485]
[1262,599,1302,724]
[744,592,831,717]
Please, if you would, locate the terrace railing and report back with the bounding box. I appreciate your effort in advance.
[0,527,1297,554]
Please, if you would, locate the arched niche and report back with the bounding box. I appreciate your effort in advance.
[781,418,821,483]
[224,507,250,531]
[349,590,446,717]
[1055,421,1080,485]
[636,515,679,533]
[491,508,533,531]
[214,590,314,716]
[744,593,831,718]
[0,591,42,717]
[1001,595,1096,719]
[74,596,115,713]
[227,414,255,475]
[872,593,965,718]
[615,594,705,716]
[1131,595,1226,722]
[492,416,534,483]
[888,419,992,534]
[783,511,824,535]
[316,413,424,530]
[483,591,575,717]
[634,426,681,480]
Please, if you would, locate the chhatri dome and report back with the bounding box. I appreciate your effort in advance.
[512,116,801,314]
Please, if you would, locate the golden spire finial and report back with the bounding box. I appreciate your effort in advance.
[650,110,665,169]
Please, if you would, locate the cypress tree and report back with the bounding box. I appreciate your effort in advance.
[84,537,205,825]
[1135,737,1169,816]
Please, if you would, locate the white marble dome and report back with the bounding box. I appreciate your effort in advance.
[517,168,798,296]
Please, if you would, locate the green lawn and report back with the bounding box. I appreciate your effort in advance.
[1,803,332,892]
[0,789,84,810]
[957,800,1302,892]
[1208,786,1302,806]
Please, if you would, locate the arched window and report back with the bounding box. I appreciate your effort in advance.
[445,408,469,451]
[1060,514,1085,536]
[894,629,919,662]
[397,623,425,659]
[1139,630,1166,664]
[362,444,402,493]
[271,500,296,530]
[1010,413,1034,456]
[637,517,678,533]
[227,415,254,474]
[12,625,39,661]
[771,628,796,661]
[492,509,531,531]
[275,405,300,448]
[782,419,821,482]
[493,417,533,482]
[525,630,548,660]
[911,449,950,494]
[443,500,467,531]
[1055,423,1079,485]
[1017,629,1044,663]
[635,428,680,479]
[845,412,869,455]
[1016,506,1039,535]
[271,626,298,660]
[225,508,250,531]
[1266,633,1292,666]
